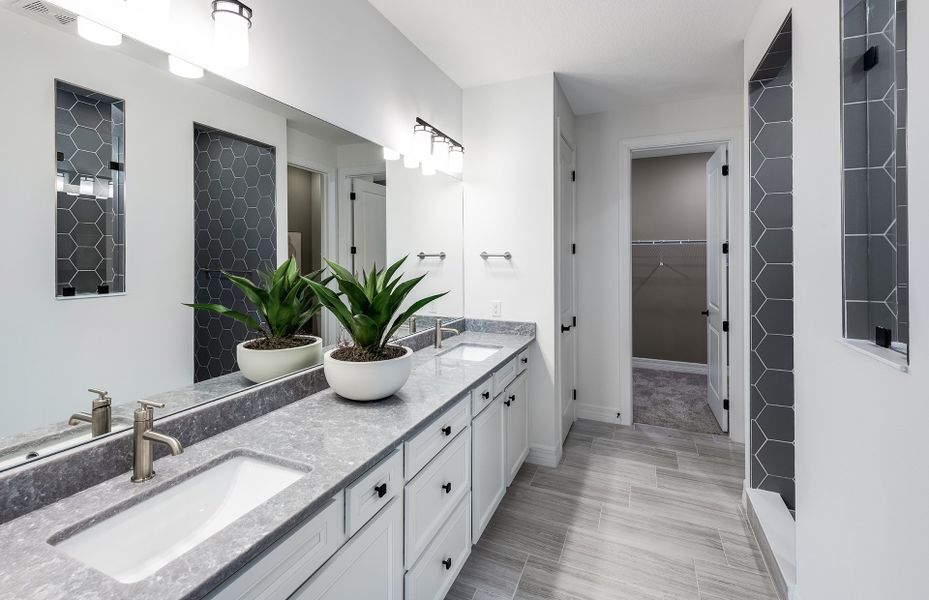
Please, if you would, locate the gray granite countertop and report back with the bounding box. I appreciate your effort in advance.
[0,331,533,600]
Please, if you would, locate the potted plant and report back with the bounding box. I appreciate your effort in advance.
[307,256,447,401]
[185,258,329,383]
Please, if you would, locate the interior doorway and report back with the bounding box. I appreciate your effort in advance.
[628,145,730,435]
[287,164,326,337]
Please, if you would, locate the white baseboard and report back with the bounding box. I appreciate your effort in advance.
[575,403,623,424]
[632,356,708,374]
[527,444,561,468]
[746,488,796,600]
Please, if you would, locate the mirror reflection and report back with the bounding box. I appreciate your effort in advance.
[0,8,464,470]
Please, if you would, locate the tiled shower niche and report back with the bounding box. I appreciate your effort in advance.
[193,126,276,382]
[55,81,125,297]
[841,0,909,349]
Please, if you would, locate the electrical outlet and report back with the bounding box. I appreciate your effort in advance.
[491,301,502,318]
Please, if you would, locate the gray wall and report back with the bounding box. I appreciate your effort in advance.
[631,154,710,364]
[286,166,323,276]
[749,15,795,511]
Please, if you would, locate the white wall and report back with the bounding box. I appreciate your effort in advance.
[574,94,745,440]
[0,13,288,435]
[745,1,929,598]
[51,0,462,153]
[386,165,464,318]
[463,74,560,463]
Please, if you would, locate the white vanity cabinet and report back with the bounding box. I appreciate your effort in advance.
[503,372,529,485]
[470,393,505,543]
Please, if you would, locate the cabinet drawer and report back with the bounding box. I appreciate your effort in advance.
[404,397,470,480]
[345,448,403,537]
[206,493,345,600]
[517,348,530,374]
[470,377,493,416]
[404,495,471,600]
[493,357,519,397]
[404,430,470,568]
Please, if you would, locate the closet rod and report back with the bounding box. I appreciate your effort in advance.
[630,239,707,245]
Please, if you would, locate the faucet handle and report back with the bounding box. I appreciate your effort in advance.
[88,388,111,407]
[136,400,165,420]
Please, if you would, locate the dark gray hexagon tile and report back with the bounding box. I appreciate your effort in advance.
[757,264,793,300]
[755,192,792,228]
[867,167,896,233]
[755,369,794,407]
[755,228,793,264]
[757,405,794,443]
[843,235,869,301]
[757,299,793,336]
[843,102,868,169]
[866,100,896,167]
[867,235,896,301]
[842,36,867,103]
[71,101,104,129]
[754,157,792,194]
[755,122,792,159]
[756,334,793,370]
[843,169,868,234]
[757,441,794,479]
[754,85,792,123]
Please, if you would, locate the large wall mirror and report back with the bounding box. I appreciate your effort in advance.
[0,4,464,470]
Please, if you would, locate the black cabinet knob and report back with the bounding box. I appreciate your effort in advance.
[701,310,710,316]
[481,391,490,399]
[561,324,572,333]
[442,558,452,570]
[442,482,452,494]
[509,394,516,403]
[504,399,511,407]
[374,482,387,498]
[441,425,452,436]
[521,357,528,364]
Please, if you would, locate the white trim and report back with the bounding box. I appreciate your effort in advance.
[527,444,561,468]
[574,403,622,424]
[632,357,708,375]
[838,338,909,372]
[746,488,796,600]
[618,127,745,444]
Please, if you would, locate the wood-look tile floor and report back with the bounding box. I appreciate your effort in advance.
[446,419,778,600]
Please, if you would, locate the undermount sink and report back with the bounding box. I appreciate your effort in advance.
[53,454,306,583]
[437,343,503,362]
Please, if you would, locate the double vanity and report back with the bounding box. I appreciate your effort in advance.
[0,326,534,600]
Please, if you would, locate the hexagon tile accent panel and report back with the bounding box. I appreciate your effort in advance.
[749,15,795,511]
[55,81,125,296]
[193,126,276,383]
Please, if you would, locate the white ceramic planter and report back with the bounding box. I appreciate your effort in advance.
[236,335,322,383]
[323,346,414,401]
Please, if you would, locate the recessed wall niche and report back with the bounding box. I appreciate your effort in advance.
[55,81,125,297]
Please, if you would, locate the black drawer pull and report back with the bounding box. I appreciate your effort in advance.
[521,357,528,364]
[442,482,452,494]
[481,391,490,399]
[509,394,516,403]
[442,425,452,436]
[504,399,511,407]
[374,482,388,498]
[442,557,452,570]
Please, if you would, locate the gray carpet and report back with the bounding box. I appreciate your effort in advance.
[633,367,723,435]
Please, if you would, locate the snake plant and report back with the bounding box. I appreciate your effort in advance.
[307,256,447,360]
[185,257,330,349]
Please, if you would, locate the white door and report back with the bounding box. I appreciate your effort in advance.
[559,136,577,442]
[471,397,505,543]
[351,178,387,274]
[705,147,729,432]
[504,373,529,484]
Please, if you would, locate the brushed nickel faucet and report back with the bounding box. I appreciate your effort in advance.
[131,400,183,483]
[68,388,112,437]
[434,318,459,349]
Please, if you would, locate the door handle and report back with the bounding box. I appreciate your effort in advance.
[701,310,710,316]
[561,324,572,332]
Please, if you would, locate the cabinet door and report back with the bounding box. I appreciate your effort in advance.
[504,373,529,486]
[290,498,403,600]
[471,397,505,543]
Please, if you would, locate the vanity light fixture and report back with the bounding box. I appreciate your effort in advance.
[168,55,204,79]
[79,176,94,196]
[382,147,401,161]
[212,0,252,68]
[403,153,420,169]
[76,16,123,46]
[56,173,65,192]
[108,180,115,199]
[412,118,464,174]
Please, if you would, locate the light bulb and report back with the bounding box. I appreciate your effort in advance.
[108,180,115,199]
[212,1,252,68]
[56,173,65,192]
[79,176,94,196]
[432,136,450,171]
[169,55,204,79]
[448,146,463,174]
[413,124,432,160]
[382,147,400,161]
[403,154,420,169]
[77,16,122,46]
[421,158,436,176]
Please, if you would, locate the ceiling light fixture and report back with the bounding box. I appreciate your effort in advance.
[168,55,204,79]
[383,147,401,161]
[212,0,252,68]
[77,16,123,46]
[403,153,420,169]
[413,118,464,175]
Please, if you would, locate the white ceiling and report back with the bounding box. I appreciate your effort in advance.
[367,0,760,115]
